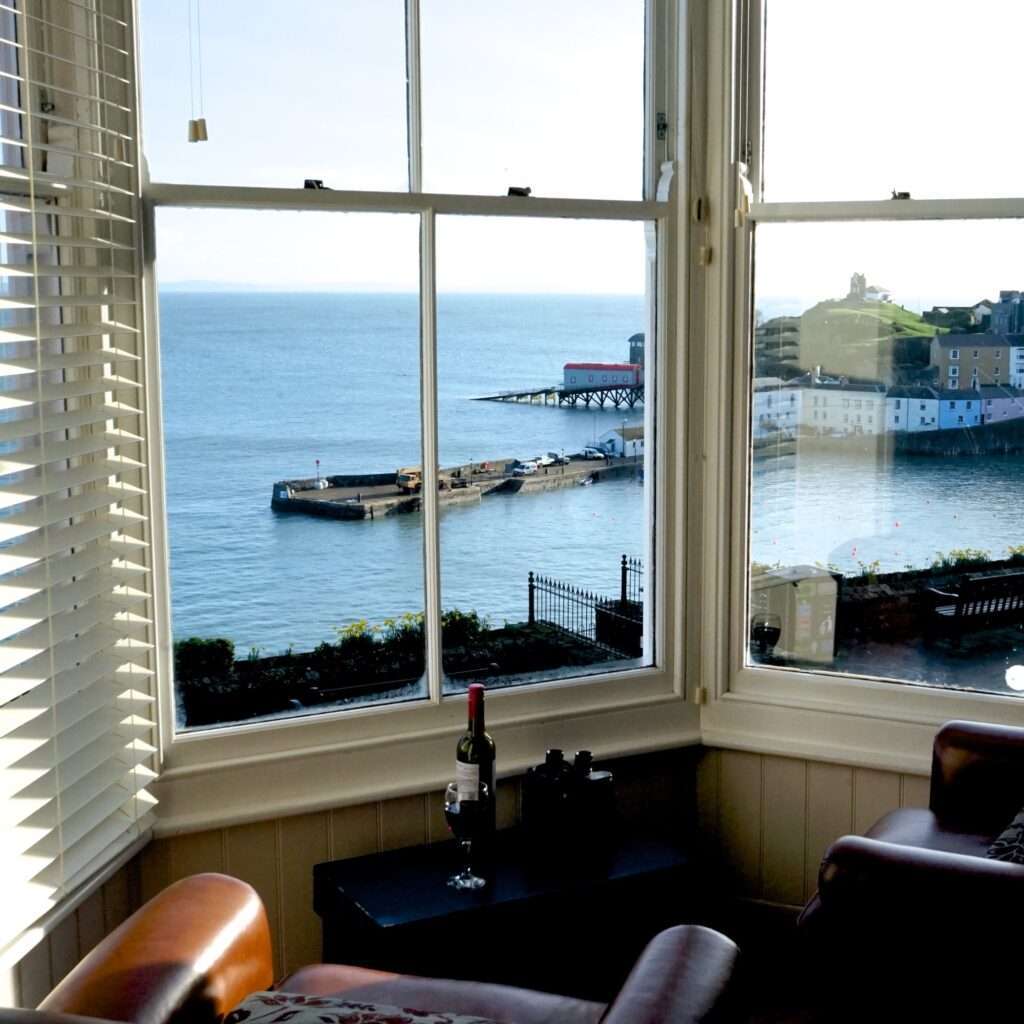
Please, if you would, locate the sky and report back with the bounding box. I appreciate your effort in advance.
[138,0,647,292]
[140,1,1024,305]
[756,0,1024,312]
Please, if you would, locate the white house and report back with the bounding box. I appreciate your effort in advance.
[801,382,887,437]
[752,377,802,440]
[886,387,939,433]
[598,425,644,456]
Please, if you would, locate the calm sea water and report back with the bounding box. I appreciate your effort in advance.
[160,291,1024,655]
[160,292,648,653]
[751,446,1024,575]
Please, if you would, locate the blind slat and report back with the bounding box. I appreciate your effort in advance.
[0,402,141,444]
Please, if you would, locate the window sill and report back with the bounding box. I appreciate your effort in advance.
[152,670,699,836]
[701,664,1024,775]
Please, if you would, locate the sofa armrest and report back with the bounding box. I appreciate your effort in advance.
[818,834,1024,926]
[601,925,739,1024]
[930,719,1024,832]
[38,874,272,1024]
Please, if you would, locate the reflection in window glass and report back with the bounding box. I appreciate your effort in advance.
[421,1,645,199]
[436,217,653,691]
[139,1,408,190]
[763,1,1024,201]
[156,210,424,729]
[749,220,1024,699]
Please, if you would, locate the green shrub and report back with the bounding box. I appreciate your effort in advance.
[174,636,235,683]
[442,608,489,647]
[334,619,378,660]
[931,548,992,570]
[380,612,424,655]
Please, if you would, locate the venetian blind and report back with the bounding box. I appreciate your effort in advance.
[0,0,156,954]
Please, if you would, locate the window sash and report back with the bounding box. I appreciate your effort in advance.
[144,185,672,738]
[142,0,680,751]
[709,0,1024,720]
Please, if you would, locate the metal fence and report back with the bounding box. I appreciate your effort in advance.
[621,554,643,605]
[528,556,644,657]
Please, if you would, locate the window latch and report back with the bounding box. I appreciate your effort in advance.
[656,112,669,141]
[734,161,754,228]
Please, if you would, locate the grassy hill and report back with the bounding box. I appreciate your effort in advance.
[756,299,942,383]
[810,300,941,338]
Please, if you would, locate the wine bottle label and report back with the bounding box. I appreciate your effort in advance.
[456,761,480,800]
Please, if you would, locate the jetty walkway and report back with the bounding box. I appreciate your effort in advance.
[271,456,642,521]
[474,383,644,409]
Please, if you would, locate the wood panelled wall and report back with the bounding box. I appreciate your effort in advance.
[696,749,930,908]
[138,785,523,980]
[6,863,140,1011]
[4,747,928,1007]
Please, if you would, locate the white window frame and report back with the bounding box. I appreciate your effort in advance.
[694,0,1024,774]
[140,0,700,834]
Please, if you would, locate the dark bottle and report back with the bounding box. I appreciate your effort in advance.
[523,748,574,844]
[572,749,616,847]
[455,683,496,835]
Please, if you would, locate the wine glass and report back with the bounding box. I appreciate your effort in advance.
[444,781,490,890]
[751,613,782,658]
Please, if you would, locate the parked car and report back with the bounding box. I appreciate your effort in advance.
[582,447,608,460]
[513,461,538,476]
[547,451,570,465]
[536,454,556,467]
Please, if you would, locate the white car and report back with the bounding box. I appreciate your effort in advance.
[582,447,608,460]
[513,461,538,476]
[535,454,556,467]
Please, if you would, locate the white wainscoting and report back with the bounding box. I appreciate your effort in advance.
[697,748,930,908]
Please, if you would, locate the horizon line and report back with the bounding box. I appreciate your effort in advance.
[157,286,647,297]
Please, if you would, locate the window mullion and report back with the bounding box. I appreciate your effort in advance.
[419,208,442,703]
[405,0,422,194]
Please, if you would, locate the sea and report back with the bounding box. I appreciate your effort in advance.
[159,291,1024,655]
[160,291,648,654]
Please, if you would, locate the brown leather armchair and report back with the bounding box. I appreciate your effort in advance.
[799,719,1024,1016]
[11,873,739,1024]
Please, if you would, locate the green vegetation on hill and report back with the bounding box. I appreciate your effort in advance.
[753,297,944,384]
[811,299,943,338]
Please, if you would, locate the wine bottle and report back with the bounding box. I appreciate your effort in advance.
[455,683,496,835]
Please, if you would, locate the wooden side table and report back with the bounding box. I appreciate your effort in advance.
[313,828,697,1001]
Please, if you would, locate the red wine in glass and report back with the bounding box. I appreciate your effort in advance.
[444,782,490,890]
[751,614,782,656]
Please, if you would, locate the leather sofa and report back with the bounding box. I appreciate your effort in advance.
[799,719,1024,1016]
[5,873,739,1024]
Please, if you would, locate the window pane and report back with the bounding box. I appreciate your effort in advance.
[750,219,1024,698]
[763,1,1024,201]
[139,2,408,190]
[421,1,645,199]
[156,209,424,729]
[436,217,653,691]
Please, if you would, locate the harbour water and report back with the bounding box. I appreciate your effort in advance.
[160,291,1024,656]
[161,291,648,653]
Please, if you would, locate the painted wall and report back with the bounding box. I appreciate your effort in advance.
[696,749,929,908]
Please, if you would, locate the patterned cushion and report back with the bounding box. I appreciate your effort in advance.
[226,992,502,1024]
[987,807,1024,863]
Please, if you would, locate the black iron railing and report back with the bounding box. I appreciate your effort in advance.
[528,556,644,657]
